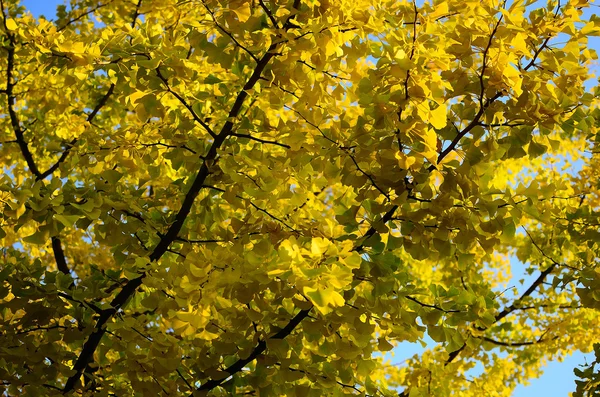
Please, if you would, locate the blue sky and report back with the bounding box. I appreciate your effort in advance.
[15,0,598,395]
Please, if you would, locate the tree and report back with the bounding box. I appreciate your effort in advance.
[1,0,600,395]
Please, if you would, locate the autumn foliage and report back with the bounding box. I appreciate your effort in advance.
[2,0,600,395]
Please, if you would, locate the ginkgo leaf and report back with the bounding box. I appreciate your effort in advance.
[23,229,50,245]
[303,286,345,314]
[5,18,17,31]
[430,103,448,130]
[53,214,82,228]
[3,0,600,395]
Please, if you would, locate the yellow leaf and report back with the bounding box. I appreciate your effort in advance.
[395,49,414,70]
[429,102,447,129]
[128,91,146,106]
[428,2,448,20]
[310,237,330,256]
[6,18,17,31]
[303,286,345,315]
[342,251,363,269]
[396,152,416,169]
[511,33,529,54]
[377,338,394,351]
[231,2,251,22]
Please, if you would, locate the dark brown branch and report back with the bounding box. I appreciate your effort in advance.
[282,364,369,395]
[479,122,525,128]
[194,307,311,393]
[345,149,390,200]
[433,16,503,168]
[201,0,259,62]
[509,303,581,312]
[401,20,565,375]
[494,232,560,324]
[495,272,556,320]
[16,325,68,335]
[40,84,115,180]
[523,227,563,267]
[131,327,152,342]
[176,369,193,391]
[258,0,280,29]
[522,36,552,70]
[63,1,304,391]
[155,67,216,138]
[405,296,462,313]
[354,205,398,253]
[438,261,557,370]
[121,210,146,224]
[407,194,432,203]
[480,336,536,347]
[291,24,357,42]
[445,343,466,365]
[1,9,42,178]
[140,142,197,154]
[283,104,337,145]
[1,4,76,283]
[259,77,324,110]
[56,1,114,32]
[51,237,70,274]
[407,1,418,90]
[131,0,142,28]
[478,16,503,110]
[86,84,116,123]
[139,363,169,396]
[297,60,350,81]
[397,11,459,25]
[44,383,64,391]
[433,11,555,169]
[56,292,103,314]
[232,132,291,148]
[396,0,418,129]
[83,141,197,156]
[199,184,296,231]
[438,262,557,371]
[248,201,298,232]
[175,230,261,244]
[481,333,559,347]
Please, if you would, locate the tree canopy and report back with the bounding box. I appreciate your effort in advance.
[1,0,600,395]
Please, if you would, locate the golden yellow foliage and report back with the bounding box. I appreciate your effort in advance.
[1,0,600,395]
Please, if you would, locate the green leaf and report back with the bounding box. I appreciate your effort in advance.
[204,74,222,84]
[527,141,547,158]
[303,286,345,314]
[53,214,82,228]
[23,229,50,245]
[100,169,123,184]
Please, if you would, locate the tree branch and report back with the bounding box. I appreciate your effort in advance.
[258,0,280,29]
[480,335,551,347]
[51,237,70,275]
[155,67,216,138]
[1,4,76,282]
[40,83,115,180]
[56,1,114,32]
[194,308,311,393]
[232,132,291,148]
[354,205,398,253]
[405,296,462,313]
[131,0,143,28]
[433,10,556,169]
[201,0,259,62]
[62,1,304,391]
[1,7,42,178]
[433,15,503,168]
[345,149,390,201]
